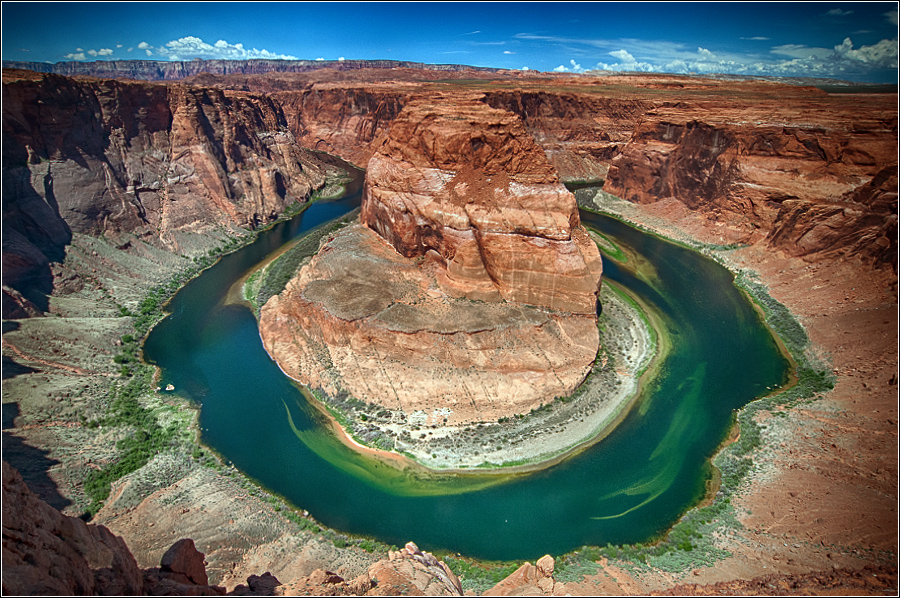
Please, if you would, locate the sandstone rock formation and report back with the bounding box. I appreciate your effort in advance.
[2,58,502,82]
[1,460,225,595]
[260,95,602,424]
[484,554,566,596]
[601,88,897,270]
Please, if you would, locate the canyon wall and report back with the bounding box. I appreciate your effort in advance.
[2,69,335,314]
[602,90,897,271]
[6,67,894,317]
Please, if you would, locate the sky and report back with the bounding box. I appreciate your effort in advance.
[2,2,898,83]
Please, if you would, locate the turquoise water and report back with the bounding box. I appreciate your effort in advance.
[144,190,790,561]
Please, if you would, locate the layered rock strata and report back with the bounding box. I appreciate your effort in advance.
[2,68,334,313]
[260,95,603,424]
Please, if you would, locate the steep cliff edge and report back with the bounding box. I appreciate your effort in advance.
[259,95,603,433]
[2,68,335,314]
[602,90,897,270]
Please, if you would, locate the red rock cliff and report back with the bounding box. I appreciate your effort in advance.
[361,93,603,315]
[2,69,334,313]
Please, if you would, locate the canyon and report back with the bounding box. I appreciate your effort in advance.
[2,61,897,595]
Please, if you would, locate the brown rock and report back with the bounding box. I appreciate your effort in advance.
[361,94,602,315]
[160,538,210,586]
[536,554,555,578]
[367,542,463,596]
[2,70,332,311]
[2,460,143,595]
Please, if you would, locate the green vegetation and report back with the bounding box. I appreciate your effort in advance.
[588,228,628,262]
[440,555,521,594]
[246,209,360,313]
[82,364,187,516]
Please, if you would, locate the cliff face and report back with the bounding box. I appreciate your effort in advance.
[362,94,603,314]
[482,90,651,182]
[602,93,898,268]
[274,87,407,166]
[259,95,602,423]
[2,69,333,312]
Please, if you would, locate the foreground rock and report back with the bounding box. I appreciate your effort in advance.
[485,554,566,596]
[260,94,602,426]
[2,461,462,596]
[2,460,225,595]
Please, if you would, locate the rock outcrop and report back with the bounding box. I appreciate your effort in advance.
[602,89,898,269]
[1,460,225,595]
[2,58,502,82]
[484,554,566,596]
[260,95,602,424]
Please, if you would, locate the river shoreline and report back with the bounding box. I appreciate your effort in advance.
[263,278,664,477]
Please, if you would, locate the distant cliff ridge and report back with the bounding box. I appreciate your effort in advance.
[0,58,502,81]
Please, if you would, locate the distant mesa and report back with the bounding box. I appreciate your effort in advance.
[259,94,603,424]
[0,58,503,82]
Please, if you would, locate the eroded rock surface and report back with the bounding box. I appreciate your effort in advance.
[2,68,334,313]
[260,95,602,424]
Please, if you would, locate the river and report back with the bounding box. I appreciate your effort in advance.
[143,173,790,561]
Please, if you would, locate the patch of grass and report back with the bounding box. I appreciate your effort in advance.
[82,365,182,516]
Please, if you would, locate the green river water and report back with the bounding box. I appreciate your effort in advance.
[144,178,791,561]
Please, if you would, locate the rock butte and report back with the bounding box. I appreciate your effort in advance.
[259,94,603,424]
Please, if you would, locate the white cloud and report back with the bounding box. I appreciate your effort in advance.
[65,52,86,61]
[886,9,899,26]
[316,57,325,61]
[741,36,770,41]
[609,49,636,64]
[521,66,530,71]
[697,47,716,60]
[504,50,515,54]
[127,47,133,52]
[554,59,585,73]
[116,44,122,48]
[154,36,298,60]
[338,56,345,61]
[515,30,896,80]
[137,42,151,50]
[145,49,153,56]
[76,47,84,52]
[86,48,114,57]
[833,37,898,68]
[825,8,853,17]
[88,49,98,56]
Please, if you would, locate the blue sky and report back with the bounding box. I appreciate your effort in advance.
[2,2,897,82]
